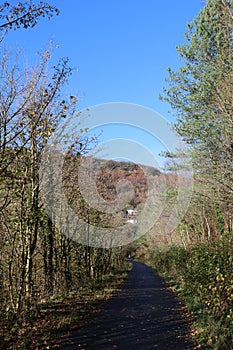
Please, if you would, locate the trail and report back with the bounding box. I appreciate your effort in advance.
[57,262,197,350]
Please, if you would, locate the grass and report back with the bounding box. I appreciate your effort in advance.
[1,263,132,350]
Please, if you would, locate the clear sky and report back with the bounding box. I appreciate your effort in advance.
[6,0,204,167]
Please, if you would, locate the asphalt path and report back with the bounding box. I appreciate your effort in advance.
[57,262,197,350]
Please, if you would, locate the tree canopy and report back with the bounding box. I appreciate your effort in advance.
[160,0,233,239]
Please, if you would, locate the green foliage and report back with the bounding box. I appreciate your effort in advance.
[148,240,233,349]
[160,0,233,237]
[161,0,232,157]
[158,5,233,340]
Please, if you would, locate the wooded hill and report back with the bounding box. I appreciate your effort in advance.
[62,154,163,229]
[67,156,160,206]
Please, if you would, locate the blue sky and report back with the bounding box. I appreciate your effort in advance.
[6,0,204,167]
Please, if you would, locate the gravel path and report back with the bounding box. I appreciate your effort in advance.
[57,262,197,350]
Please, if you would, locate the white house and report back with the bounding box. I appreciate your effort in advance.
[127,208,137,216]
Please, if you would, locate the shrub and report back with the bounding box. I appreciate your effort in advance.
[149,239,233,349]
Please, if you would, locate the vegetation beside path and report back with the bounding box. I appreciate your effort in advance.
[0,262,132,350]
[138,238,233,350]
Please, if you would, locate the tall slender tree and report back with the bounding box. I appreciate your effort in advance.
[160,0,233,239]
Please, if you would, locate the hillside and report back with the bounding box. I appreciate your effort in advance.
[95,158,161,208]
[62,155,161,213]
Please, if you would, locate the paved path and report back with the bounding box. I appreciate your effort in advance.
[57,262,197,350]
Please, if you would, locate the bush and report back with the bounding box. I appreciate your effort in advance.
[149,239,233,349]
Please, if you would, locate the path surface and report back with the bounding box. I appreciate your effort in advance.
[57,262,197,350]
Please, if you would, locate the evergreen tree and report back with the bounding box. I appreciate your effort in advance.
[160,0,233,237]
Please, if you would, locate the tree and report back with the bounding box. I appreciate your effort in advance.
[160,0,233,239]
[0,3,129,339]
[0,45,79,308]
[0,1,58,37]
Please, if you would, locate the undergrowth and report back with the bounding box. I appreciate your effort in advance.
[141,238,233,350]
[0,262,132,350]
